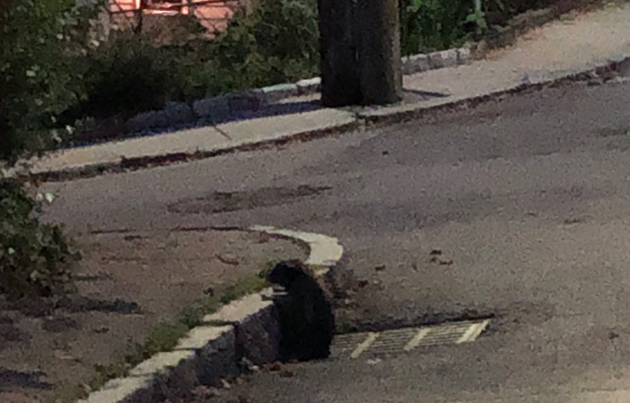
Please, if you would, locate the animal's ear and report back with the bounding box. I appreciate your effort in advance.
[266,261,289,284]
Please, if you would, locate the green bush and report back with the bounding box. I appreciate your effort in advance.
[173,0,319,100]
[400,0,482,55]
[57,0,320,126]
[2,0,567,149]
[398,0,561,56]
[0,180,80,301]
[0,0,99,162]
[72,33,177,120]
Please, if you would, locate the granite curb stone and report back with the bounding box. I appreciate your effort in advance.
[77,226,347,403]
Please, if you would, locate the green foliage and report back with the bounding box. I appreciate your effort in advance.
[399,0,557,56]
[400,0,476,55]
[219,275,268,304]
[137,322,190,360]
[87,272,270,394]
[70,33,177,120]
[0,179,80,300]
[59,0,320,129]
[258,259,280,279]
[1,0,562,152]
[0,0,99,162]
[173,0,319,100]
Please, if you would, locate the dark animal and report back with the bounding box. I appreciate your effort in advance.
[266,260,335,362]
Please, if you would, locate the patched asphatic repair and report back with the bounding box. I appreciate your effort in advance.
[168,185,332,214]
[330,319,490,360]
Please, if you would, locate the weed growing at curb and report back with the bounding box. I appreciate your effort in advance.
[80,272,271,398]
[257,259,281,280]
[220,275,268,305]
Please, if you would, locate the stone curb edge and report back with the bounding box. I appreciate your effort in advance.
[3,0,610,183]
[77,225,347,403]
[109,0,613,135]
[26,54,630,184]
[114,47,473,135]
[469,0,613,59]
[359,56,630,128]
[24,118,359,182]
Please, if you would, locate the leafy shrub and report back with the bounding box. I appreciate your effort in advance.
[399,0,563,56]
[0,0,99,162]
[484,0,550,25]
[58,0,319,126]
[0,180,80,301]
[400,0,478,55]
[71,33,178,120]
[173,0,319,100]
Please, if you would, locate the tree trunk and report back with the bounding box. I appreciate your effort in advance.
[318,0,361,107]
[357,0,403,105]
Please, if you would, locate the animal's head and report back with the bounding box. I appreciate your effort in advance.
[266,259,306,287]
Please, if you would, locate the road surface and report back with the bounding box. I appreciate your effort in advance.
[43,79,630,402]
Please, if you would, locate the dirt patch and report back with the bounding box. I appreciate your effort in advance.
[0,229,307,403]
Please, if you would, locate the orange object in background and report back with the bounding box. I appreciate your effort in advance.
[109,0,239,33]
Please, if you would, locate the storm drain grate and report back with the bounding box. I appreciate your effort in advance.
[330,319,490,360]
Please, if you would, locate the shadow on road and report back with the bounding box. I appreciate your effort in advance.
[0,368,52,391]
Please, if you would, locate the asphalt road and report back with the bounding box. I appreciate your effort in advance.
[43,79,630,402]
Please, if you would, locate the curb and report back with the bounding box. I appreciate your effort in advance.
[28,53,630,184]
[82,0,613,137]
[469,0,614,60]
[24,117,360,183]
[3,2,616,183]
[358,56,630,128]
[120,47,471,136]
[77,225,348,403]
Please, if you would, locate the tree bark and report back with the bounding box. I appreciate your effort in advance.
[357,0,403,105]
[318,0,361,107]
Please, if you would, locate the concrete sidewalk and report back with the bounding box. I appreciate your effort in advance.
[23,1,630,177]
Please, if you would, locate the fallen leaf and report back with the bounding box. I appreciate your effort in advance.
[216,254,239,266]
[268,362,282,372]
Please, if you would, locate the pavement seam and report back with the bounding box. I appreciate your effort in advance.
[76,225,346,403]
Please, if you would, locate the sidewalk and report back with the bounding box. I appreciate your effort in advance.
[25,1,630,177]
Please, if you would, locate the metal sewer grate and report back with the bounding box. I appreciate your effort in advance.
[329,319,490,360]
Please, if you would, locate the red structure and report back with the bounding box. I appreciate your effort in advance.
[109,0,240,32]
